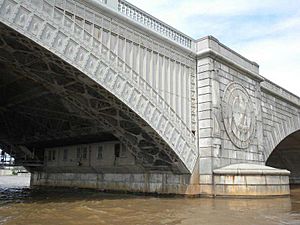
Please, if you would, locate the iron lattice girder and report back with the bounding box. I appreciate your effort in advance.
[0,24,185,172]
[0,0,198,173]
[1,86,48,107]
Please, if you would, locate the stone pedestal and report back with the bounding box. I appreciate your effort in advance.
[213,164,290,196]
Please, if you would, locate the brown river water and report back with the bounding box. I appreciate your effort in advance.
[0,176,300,225]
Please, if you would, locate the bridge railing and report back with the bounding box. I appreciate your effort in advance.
[261,80,300,108]
[93,0,194,49]
[117,0,194,49]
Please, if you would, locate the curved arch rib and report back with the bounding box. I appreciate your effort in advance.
[0,0,197,173]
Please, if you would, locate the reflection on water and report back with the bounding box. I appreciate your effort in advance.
[0,176,300,225]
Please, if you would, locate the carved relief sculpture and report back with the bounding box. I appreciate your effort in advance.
[222,82,256,149]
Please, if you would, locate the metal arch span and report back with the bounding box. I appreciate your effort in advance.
[0,0,197,172]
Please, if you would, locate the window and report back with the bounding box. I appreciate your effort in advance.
[120,144,127,158]
[63,149,68,161]
[114,143,120,158]
[76,146,87,160]
[77,147,81,159]
[82,147,87,160]
[97,146,103,160]
[52,150,56,161]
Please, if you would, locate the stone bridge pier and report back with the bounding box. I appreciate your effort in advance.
[0,0,299,197]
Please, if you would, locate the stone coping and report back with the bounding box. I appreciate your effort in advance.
[213,164,290,176]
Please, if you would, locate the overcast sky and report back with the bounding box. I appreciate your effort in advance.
[127,0,300,96]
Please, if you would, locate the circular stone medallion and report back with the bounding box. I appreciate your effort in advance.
[222,82,256,149]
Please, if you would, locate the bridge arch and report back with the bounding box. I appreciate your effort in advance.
[266,129,300,184]
[0,0,197,173]
[264,115,300,161]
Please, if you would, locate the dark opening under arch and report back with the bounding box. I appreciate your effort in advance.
[266,130,300,184]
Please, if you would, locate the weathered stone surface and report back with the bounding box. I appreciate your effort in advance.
[31,172,200,196]
[213,164,290,196]
[214,164,290,175]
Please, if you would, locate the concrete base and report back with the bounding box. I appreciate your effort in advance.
[30,164,291,197]
[30,172,200,196]
[213,164,290,197]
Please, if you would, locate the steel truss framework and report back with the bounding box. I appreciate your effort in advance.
[0,0,198,173]
[0,23,189,172]
[0,0,199,173]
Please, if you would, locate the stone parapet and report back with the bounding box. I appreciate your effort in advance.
[196,36,262,80]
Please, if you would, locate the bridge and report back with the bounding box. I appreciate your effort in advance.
[0,0,298,196]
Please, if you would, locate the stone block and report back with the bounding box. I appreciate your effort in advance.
[199,174,213,184]
[198,71,211,79]
[219,158,231,168]
[218,75,231,86]
[149,174,163,183]
[198,102,212,111]
[281,176,289,185]
[198,93,212,103]
[197,78,210,87]
[199,147,213,157]
[246,152,254,161]
[237,151,245,160]
[166,174,180,184]
[198,110,211,120]
[246,175,266,185]
[199,128,213,138]
[226,175,246,185]
[198,86,211,95]
[266,176,281,185]
[199,184,214,196]
[223,140,234,150]
[220,64,229,73]
[198,119,212,129]
[199,138,212,147]
[132,174,144,183]
[214,175,224,185]
[227,150,237,159]
[197,64,211,73]
[199,158,213,174]
[197,58,211,66]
